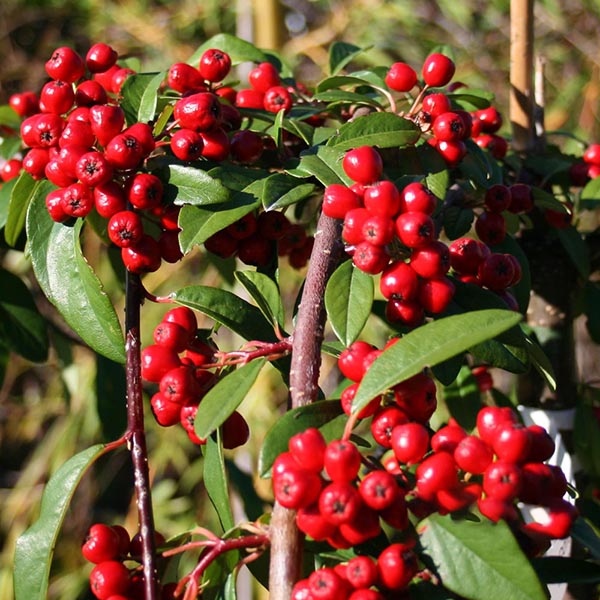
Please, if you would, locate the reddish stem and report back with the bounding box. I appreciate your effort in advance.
[125,272,159,599]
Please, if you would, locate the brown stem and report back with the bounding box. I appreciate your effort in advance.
[268,212,344,600]
[125,272,159,599]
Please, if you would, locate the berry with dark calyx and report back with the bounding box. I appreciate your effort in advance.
[39,80,75,115]
[473,106,503,133]
[449,237,490,275]
[478,253,516,291]
[174,92,222,132]
[61,182,94,218]
[82,523,121,564]
[476,405,518,445]
[422,53,455,88]
[393,371,438,423]
[338,503,381,546]
[237,234,273,266]
[324,439,362,482]
[484,184,512,213]
[400,181,437,214]
[345,555,378,589]
[352,241,389,274]
[167,62,206,94]
[257,210,290,240]
[421,92,452,120]
[308,567,350,600]
[21,113,65,148]
[322,184,362,219]
[170,128,204,161]
[248,62,281,93]
[163,306,197,342]
[342,146,383,185]
[180,404,207,445]
[379,260,419,301]
[288,427,327,473]
[508,183,534,214]
[371,405,410,448]
[199,48,232,82]
[86,43,118,73]
[432,111,467,142]
[358,469,400,510]
[89,560,130,600]
[128,173,163,210]
[395,211,436,248]
[273,464,321,509]
[385,61,418,92]
[410,240,450,279]
[104,133,143,170]
[76,151,113,187]
[483,460,522,501]
[46,46,85,83]
[361,214,395,246]
[108,210,144,248]
[125,123,156,156]
[264,86,293,113]
[318,481,362,526]
[159,365,199,405]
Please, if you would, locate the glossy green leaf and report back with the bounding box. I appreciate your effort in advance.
[178,197,259,253]
[0,175,17,229]
[163,163,231,206]
[0,268,48,362]
[469,338,529,373]
[195,359,266,439]
[316,75,382,93]
[441,366,484,431]
[27,197,126,363]
[448,89,494,110]
[120,72,162,126]
[14,444,106,600]
[261,173,316,210]
[327,112,420,150]
[442,206,474,240]
[235,271,285,331]
[258,401,345,477]
[325,260,373,346]
[203,433,235,532]
[352,309,522,414]
[171,285,275,342]
[313,89,383,108]
[531,557,600,584]
[329,41,365,75]
[6,172,48,247]
[531,187,568,211]
[288,144,351,186]
[188,33,268,66]
[425,169,450,202]
[580,175,600,208]
[137,71,166,123]
[419,513,547,600]
[522,334,556,391]
[0,104,20,128]
[208,164,270,191]
[571,516,600,560]
[557,225,590,279]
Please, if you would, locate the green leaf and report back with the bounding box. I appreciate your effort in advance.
[531,187,568,211]
[448,89,494,111]
[419,513,548,600]
[441,366,483,431]
[0,173,17,229]
[178,196,259,253]
[195,359,266,440]
[316,75,383,93]
[442,206,474,240]
[571,516,600,560]
[171,285,276,342]
[261,173,316,210]
[0,104,20,129]
[203,433,235,532]
[557,225,590,279]
[522,334,556,391]
[14,444,107,600]
[469,338,529,373]
[425,169,450,202]
[325,260,373,346]
[120,72,163,126]
[258,401,345,477]
[0,268,48,362]
[580,175,600,209]
[235,271,285,331]
[329,41,366,75]
[188,34,268,66]
[352,310,522,415]
[208,164,270,191]
[327,112,420,151]
[313,89,383,108]
[6,172,49,247]
[288,145,351,186]
[27,197,126,363]
[163,163,231,206]
[137,71,166,123]
[531,557,600,584]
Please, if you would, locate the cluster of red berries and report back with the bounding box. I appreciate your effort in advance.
[204,209,314,269]
[141,305,249,448]
[448,235,522,310]
[272,380,575,597]
[82,522,176,599]
[384,53,508,167]
[291,543,418,599]
[322,145,456,326]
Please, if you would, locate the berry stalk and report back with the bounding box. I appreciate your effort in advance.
[268,212,344,599]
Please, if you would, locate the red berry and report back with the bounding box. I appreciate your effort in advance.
[296,503,336,541]
[230,129,264,163]
[421,92,452,119]
[167,62,206,94]
[170,128,204,161]
[342,207,371,245]
[86,43,118,73]
[75,80,108,107]
[400,182,437,214]
[453,435,494,474]
[128,173,163,210]
[363,180,401,218]
[422,53,455,88]
[235,88,265,109]
[324,439,362,482]
[141,344,181,383]
[410,240,450,279]
[379,260,419,301]
[89,560,130,600]
[104,133,143,170]
[199,49,232,82]
[385,62,418,92]
[174,92,222,132]
[263,86,293,113]
[318,481,362,525]
[416,451,459,501]
[288,427,327,473]
[492,422,532,464]
[475,211,506,245]
[273,465,321,509]
[431,422,466,454]
[39,80,75,115]
[108,210,144,248]
[370,405,410,448]
[395,211,436,248]
[484,184,512,213]
[361,214,395,246]
[377,543,418,591]
[418,276,455,314]
[342,146,383,185]
[199,127,230,161]
[150,392,182,427]
[508,183,534,214]
[338,340,375,382]
[46,47,85,83]
[432,111,467,142]
[391,422,430,465]
[322,184,362,219]
[94,181,127,218]
[476,405,518,444]
[82,524,121,564]
[248,62,281,93]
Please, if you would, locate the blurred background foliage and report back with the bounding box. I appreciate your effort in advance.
[0,1,599,598]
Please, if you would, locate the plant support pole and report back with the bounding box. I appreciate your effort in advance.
[125,272,158,599]
[268,213,343,600]
[510,0,535,152]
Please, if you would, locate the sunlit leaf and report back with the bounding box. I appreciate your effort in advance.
[203,432,235,532]
[163,163,231,206]
[235,271,285,331]
[6,172,50,247]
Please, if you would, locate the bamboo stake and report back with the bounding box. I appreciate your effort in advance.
[510,0,535,152]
